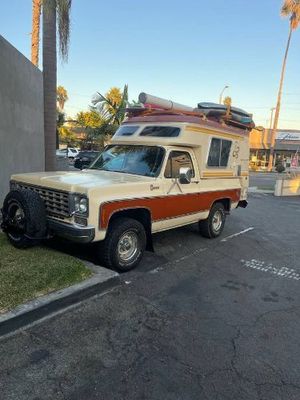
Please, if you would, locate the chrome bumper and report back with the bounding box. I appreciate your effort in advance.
[47,219,95,243]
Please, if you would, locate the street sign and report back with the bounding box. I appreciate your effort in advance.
[277,131,300,141]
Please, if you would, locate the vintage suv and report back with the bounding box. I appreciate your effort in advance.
[1,93,251,271]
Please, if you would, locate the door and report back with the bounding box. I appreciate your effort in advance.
[159,149,204,230]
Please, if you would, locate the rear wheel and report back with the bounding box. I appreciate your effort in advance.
[199,202,226,238]
[1,190,47,248]
[98,217,146,272]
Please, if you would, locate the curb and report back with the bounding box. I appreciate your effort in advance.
[0,261,120,337]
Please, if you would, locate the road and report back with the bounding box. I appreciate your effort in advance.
[249,172,278,189]
[1,193,300,400]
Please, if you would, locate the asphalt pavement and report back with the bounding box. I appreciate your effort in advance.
[0,193,300,400]
[249,172,278,189]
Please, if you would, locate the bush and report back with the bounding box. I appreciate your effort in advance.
[275,163,285,173]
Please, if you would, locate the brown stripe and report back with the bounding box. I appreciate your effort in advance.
[100,189,241,229]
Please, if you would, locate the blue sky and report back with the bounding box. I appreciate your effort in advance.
[1,0,300,128]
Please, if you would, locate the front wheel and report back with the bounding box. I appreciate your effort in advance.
[199,202,226,238]
[98,217,146,272]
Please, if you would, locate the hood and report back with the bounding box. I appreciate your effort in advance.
[11,169,154,194]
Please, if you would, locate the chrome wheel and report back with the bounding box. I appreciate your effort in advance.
[7,201,26,233]
[117,230,139,263]
[212,210,223,232]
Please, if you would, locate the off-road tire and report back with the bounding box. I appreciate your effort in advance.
[1,189,47,249]
[98,217,147,272]
[199,202,226,239]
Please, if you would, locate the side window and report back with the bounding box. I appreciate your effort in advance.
[164,151,195,178]
[207,138,232,167]
[115,125,139,136]
[140,126,180,137]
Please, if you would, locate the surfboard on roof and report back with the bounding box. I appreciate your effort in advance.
[125,92,255,132]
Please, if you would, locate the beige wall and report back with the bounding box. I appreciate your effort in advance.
[0,35,44,205]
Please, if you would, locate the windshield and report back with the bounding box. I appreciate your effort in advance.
[89,145,165,177]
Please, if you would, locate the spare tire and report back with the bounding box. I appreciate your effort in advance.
[1,189,47,249]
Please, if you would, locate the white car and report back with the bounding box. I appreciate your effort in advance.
[56,148,79,159]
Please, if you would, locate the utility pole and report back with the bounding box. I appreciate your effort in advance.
[267,107,276,167]
[219,85,229,104]
[269,107,275,131]
[268,23,293,172]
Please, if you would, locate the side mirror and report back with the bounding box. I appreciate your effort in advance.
[179,167,193,184]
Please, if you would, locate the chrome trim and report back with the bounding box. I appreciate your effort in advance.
[11,181,71,218]
[69,193,89,217]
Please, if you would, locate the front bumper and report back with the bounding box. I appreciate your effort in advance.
[47,219,95,243]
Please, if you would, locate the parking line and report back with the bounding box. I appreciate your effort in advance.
[221,227,254,242]
[149,247,208,274]
[241,259,300,281]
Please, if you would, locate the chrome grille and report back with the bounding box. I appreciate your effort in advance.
[14,183,70,217]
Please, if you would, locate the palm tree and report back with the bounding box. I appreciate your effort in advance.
[268,0,300,171]
[31,0,41,66]
[57,85,69,110]
[92,85,129,125]
[43,0,71,170]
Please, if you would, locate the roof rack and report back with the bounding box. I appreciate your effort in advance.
[125,106,255,131]
[125,93,255,131]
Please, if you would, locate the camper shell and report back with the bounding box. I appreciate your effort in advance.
[1,93,251,271]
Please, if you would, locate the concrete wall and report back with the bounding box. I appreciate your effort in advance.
[0,35,44,205]
[275,176,300,196]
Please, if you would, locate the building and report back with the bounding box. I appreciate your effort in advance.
[249,128,300,170]
[0,35,44,205]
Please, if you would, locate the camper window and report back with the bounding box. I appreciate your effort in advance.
[207,138,232,167]
[115,125,140,136]
[140,126,180,137]
[164,151,195,178]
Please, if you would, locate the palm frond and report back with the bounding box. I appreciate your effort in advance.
[281,0,300,29]
[95,92,116,108]
[91,85,129,127]
[56,0,71,62]
[113,85,129,124]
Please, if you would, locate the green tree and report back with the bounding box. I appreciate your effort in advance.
[76,110,104,129]
[76,110,106,150]
[93,84,128,125]
[58,126,77,146]
[56,109,65,147]
[43,0,72,171]
[57,85,69,110]
[268,0,300,171]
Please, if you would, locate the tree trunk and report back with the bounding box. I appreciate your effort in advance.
[43,0,57,171]
[31,0,41,66]
[268,24,293,172]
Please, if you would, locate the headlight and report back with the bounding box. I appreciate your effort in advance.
[79,198,88,213]
[73,194,88,215]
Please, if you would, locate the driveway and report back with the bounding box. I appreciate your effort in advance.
[0,193,300,400]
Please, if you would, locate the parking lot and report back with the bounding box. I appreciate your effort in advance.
[0,191,300,400]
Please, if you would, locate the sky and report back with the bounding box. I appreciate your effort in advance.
[1,0,300,129]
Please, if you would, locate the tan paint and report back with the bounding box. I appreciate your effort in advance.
[10,119,249,243]
[185,125,245,140]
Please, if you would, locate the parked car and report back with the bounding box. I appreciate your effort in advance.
[74,151,100,169]
[56,147,79,159]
